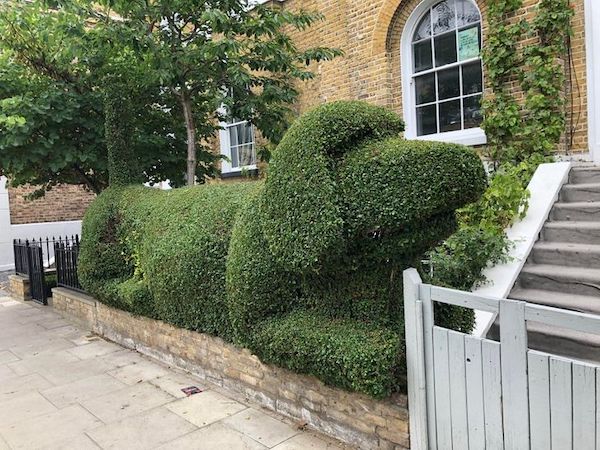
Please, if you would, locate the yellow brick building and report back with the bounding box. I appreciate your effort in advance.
[219,0,599,177]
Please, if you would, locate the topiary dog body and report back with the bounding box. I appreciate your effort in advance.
[79,101,486,397]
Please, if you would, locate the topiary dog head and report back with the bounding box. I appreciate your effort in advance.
[261,100,485,273]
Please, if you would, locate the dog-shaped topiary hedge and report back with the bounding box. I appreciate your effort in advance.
[79,101,486,397]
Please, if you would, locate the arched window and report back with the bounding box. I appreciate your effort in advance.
[402,0,485,145]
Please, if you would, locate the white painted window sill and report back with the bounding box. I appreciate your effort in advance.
[405,127,487,147]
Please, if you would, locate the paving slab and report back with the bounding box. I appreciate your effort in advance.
[10,336,76,359]
[107,358,170,385]
[87,406,198,449]
[0,350,19,364]
[40,356,116,386]
[156,422,267,450]
[0,295,346,450]
[81,382,175,423]
[66,339,121,360]
[272,433,344,450]
[41,373,127,408]
[0,364,15,381]
[166,390,248,428]
[0,404,102,449]
[0,373,54,402]
[50,434,101,450]
[0,391,57,427]
[223,408,300,448]
[148,372,208,399]
[8,349,80,377]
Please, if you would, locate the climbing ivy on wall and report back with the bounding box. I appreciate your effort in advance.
[481,0,574,166]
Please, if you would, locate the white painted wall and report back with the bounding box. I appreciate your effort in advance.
[586,0,600,162]
[0,176,82,271]
[0,177,13,271]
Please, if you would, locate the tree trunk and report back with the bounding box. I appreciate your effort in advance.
[181,90,197,186]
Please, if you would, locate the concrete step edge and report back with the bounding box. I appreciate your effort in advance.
[510,287,600,315]
[544,221,600,230]
[533,241,600,253]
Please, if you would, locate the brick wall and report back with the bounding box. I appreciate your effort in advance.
[275,0,588,155]
[8,184,96,225]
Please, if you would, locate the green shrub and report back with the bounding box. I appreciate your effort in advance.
[262,101,405,272]
[340,139,485,235]
[226,185,298,343]
[81,100,486,398]
[425,155,546,296]
[80,182,257,335]
[79,187,132,300]
[251,310,403,398]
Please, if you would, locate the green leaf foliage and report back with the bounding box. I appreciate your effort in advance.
[262,101,406,272]
[0,0,340,192]
[425,155,545,292]
[481,0,573,166]
[251,311,404,399]
[80,101,486,397]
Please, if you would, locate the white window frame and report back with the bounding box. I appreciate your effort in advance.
[401,0,487,146]
[219,119,258,175]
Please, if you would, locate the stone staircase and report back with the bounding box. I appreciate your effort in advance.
[492,166,600,362]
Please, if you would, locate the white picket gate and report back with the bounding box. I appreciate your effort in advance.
[403,268,600,450]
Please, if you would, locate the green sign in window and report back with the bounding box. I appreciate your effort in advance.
[458,27,479,61]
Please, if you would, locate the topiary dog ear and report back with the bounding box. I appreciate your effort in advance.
[261,101,405,272]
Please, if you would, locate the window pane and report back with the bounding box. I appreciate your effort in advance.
[417,104,437,136]
[463,95,483,129]
[439,99,461,132]
[414,40,433,72]
[432,0,456,35]
[231,146,240,168]
[456,0,480,26]
[414,12,432,41]
[238,144,256,166]
[462,61,483,94]
[238,122,253,145]
[415,73,436,105]
[438,67,460,100]
[434,32,457,67]
[229,125,239,147]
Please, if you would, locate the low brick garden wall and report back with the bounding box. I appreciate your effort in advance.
[52,287,410,449]
[9,274,30,301]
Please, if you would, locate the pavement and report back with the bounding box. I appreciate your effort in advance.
[0,286,346,450]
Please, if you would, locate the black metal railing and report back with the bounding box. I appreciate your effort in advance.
[12,238,46,304]
[54,236,83,292]
[13,239,34,276]
[12,235,83,304]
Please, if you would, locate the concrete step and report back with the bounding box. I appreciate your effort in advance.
[531,242,600,267]
[518,264,600,297]
[543,221,600,244]
[570,166,600,184]
[510,287,600,315]
[487,316,600,364]
[561,183,600,202]
[551,202,600,221]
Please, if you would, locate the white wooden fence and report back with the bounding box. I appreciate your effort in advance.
[404,268,600,450]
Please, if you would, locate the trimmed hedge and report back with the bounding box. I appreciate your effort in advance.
[79,183,258,339]
[80,100,486,398]
[251,311,403,399]
[262,101,405,272]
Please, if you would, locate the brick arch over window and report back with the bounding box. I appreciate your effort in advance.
[375,0,488,125]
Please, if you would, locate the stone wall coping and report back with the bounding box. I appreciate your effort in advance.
[51,287,97,307]
[9,274,28,282]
